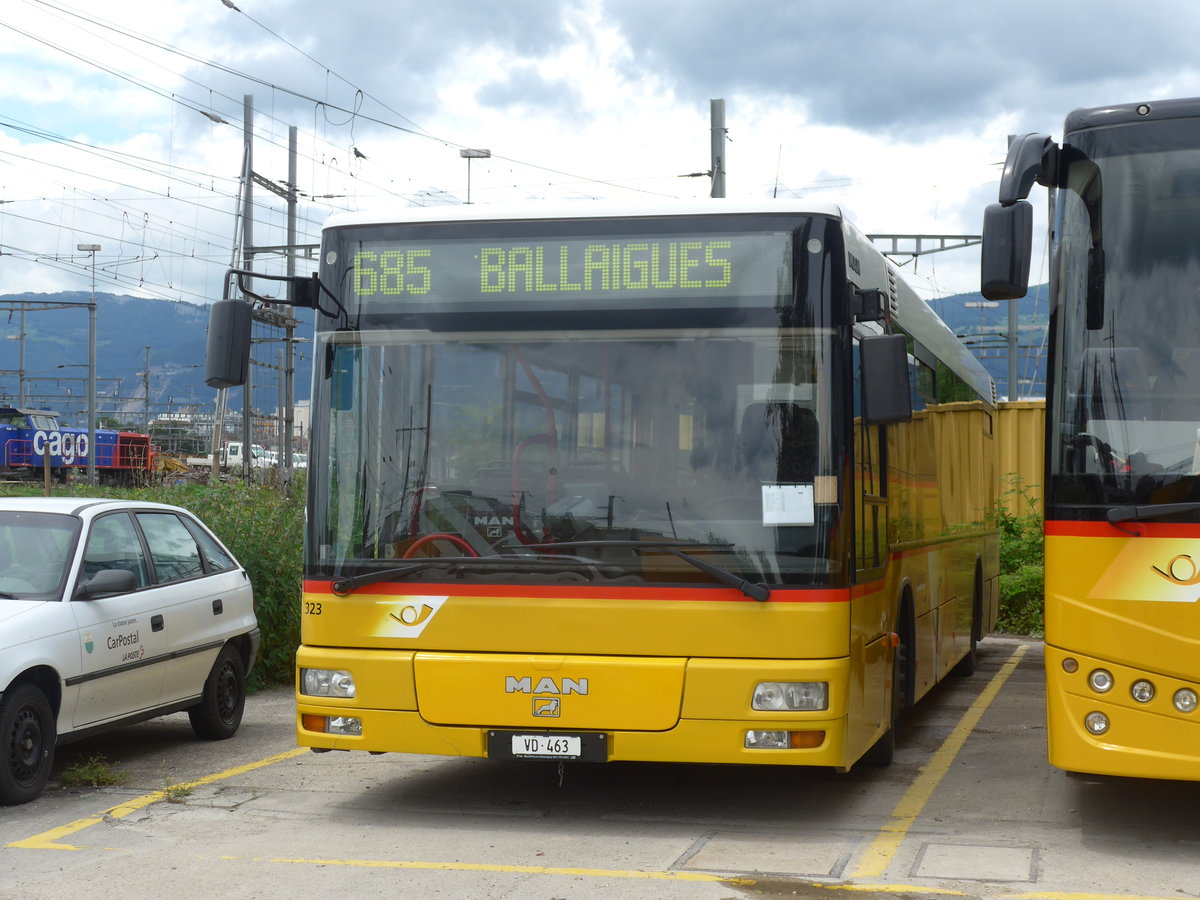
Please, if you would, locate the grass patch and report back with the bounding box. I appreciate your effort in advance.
[59,754,128,789]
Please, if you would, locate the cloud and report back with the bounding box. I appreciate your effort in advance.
[3,0,1200,304]
[599,0,1200,137]
[182,0,577,131]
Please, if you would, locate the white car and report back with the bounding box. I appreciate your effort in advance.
[0,498,259,805]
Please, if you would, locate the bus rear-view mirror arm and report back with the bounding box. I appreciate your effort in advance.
[205,269,346,389]
[982,133,1059,303]
[224,268,346,323]
[998,133,1058,204]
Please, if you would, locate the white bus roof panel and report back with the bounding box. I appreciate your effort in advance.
[324,199,847,231]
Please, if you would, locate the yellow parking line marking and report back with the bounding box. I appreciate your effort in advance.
[850,642,1030,879]
[267,857,756,884]
[6,746,307,851]
[188,856,1186,900]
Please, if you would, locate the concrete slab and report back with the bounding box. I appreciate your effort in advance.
[681,831,858,877]
[912,842,1037,881]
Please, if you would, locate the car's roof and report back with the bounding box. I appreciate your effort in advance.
[0,497,189,518]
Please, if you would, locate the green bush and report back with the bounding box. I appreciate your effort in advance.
[992,476,1045,636]
[150,480,303,687]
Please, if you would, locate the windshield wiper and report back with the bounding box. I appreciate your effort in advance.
[1107,501,1200,529]
[526,540,770,602]
[329,554,625,595]
[331,562,437,595]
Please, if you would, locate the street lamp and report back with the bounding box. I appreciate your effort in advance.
[77,243,99,485]
[459,148,490,204]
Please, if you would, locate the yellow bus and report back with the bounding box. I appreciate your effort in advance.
[210,200,998,771]
[983,98,1200,780]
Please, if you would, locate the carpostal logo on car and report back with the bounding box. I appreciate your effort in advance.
[31,430,89,463]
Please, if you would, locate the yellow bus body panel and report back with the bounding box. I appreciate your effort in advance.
[296,587,879,768]
[1044,529,1200,780]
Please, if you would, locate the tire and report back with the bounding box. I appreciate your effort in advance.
[1,684,56,806]
[861,639,902,767]
[862,609,912,768]
[188,645,246,740]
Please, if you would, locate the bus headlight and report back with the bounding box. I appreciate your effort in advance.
[301,713,362,736]
[1087,669,1114,693]
[1174,689,1198,713]
[327,716,362,736]
[745,730,790,748]
[1084,712,1109,735]
[744,730,825,749]
[752,681,828,711]
[300,667,357,698]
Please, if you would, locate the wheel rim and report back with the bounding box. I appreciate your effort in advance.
[215,661,239,723]
[9,705,46,786]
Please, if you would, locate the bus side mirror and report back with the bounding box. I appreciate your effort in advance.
[981,201,1033,301]
[860,333,912,425]
[205,299,252,389]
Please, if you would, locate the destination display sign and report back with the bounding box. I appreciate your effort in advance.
[337,231,793,309]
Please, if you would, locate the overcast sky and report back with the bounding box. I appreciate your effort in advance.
[3,0,1200,307]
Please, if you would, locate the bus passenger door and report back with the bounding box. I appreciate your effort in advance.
[852,338,892,748]
[855,420,886,578]
[853,337,887,579]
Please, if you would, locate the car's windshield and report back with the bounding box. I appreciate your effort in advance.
[0,511,79,599]
[308,327,843,587]
[1050,118,1200,514]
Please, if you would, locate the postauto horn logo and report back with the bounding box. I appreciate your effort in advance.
[381,595,448,637]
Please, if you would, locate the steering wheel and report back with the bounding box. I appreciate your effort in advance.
[402,533,480,559]
[1071,432,1118,474]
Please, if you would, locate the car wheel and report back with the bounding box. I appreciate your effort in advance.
[1,683,56,806]
[188,645,246,741]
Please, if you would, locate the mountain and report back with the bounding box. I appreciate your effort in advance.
[0,291,313,429]
[0,285,1047,433]
[927,286,1049,400]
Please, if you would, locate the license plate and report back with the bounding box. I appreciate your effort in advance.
[512,734,580,757]
[487,731,607,761]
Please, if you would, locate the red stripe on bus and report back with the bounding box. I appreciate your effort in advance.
[1045,519,1200,539]
[302,580,850,603]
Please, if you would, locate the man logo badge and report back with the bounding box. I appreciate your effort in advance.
[533,697,560,717]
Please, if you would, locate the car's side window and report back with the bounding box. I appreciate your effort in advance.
[137,512,205,583]
[83,513,150,588]
[182,518,237,572]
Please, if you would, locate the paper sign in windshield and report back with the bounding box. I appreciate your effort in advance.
[761,484,815,526]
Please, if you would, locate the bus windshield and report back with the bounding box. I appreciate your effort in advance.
[308,327,841,588]
[1050,119,1200,514]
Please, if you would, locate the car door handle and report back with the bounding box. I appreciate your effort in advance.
[212,599,224,615]
[151,614,164,632]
